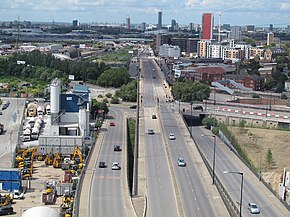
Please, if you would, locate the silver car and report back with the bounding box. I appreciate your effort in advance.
[177,157,186,167]
[247,203,260,214]
[169,133,175,140]
[111,162,121,170]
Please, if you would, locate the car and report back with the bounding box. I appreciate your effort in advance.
[130,105,137,109]
[111,162,121,170]
[0,112,2,115]
[152,76,156,79]
[0,207,13,215]
[110,122,115,126]
[193,105,203,110]
[12,190,25,199]
[114,145,122,151]
[148,129,155,135]
[152,114,157,119]
[99,161,106,168]
[177,157,186,167]
[169,133,175,140]
[248,203,260,214]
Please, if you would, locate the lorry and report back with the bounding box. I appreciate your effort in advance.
[37,106,44,116]
[27,103,37,117]
[22,129,31,141]
[30,128,40,140]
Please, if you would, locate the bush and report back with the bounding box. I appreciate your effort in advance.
[202,116,218,129]
[110,97,120,104]
[98,94,103,98]
[106,93,112,98]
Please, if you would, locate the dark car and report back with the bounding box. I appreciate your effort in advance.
[110,122,116,126]
[0,207,14,215]
[99,161,106,168]
[114,145,122,152]
[148,129,155,135]
[193,105,203,110]
[152,114,157,119]
[130,105,137,109]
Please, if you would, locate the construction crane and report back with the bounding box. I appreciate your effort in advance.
[216,6,238,43]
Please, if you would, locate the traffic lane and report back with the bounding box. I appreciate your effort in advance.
[192,126,282,217]
[145,132,179,217]
[160,108,217,217]
[142,60,156,108]
[90,108,125,217]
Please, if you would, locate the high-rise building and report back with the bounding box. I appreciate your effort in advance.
[171,19,177,31]
[267,32,274,46]
[158,11,162,30]
[141,22,146,31]
[229,26,241,41]
[245,25,255,32]
[269,24,273,31]
[198,40,211,58]
[126,15,130,30]
[201,13,213,40]
[72,20,79,27]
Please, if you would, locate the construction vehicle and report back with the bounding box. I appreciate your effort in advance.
[42,181,57,205]
[27,102,37,117]
[22,128,31,141]
[60,190,73,217]
[37,154,46,161]
[16,147,37,163]
[45,154,54,165]
[22,168,32,180]
[0,123,4,135]
[71,146,84,170]
[53,153,62,168]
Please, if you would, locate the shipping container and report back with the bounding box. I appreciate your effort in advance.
[0,169,22,181]
[0,181,22,191]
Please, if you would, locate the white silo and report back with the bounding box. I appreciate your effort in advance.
[21,206,59,217]
[50,78,61,125]
[79,108,89,137]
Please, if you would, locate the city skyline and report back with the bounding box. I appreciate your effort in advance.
[0,0,289,27]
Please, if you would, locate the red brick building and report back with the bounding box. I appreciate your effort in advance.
[195,67,225,84]
[244,75,263,90]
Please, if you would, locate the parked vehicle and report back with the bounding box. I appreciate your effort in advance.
[12,190,25,199]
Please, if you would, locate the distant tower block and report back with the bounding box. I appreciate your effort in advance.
[267,32,274,46]
[126,15,131,30]
[158,11,162,30]
[50,78,61,125]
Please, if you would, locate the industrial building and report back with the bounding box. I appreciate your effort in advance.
[38,78,92,155]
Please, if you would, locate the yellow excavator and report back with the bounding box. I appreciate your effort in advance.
[16,147,37,163]
[53,153,62,168]
[45,154,54,165]
[71,146,84,170]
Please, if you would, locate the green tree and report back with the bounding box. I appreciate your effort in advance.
[263,77,277,90]
[96,67,131,88]
[202,116,218,129]
[115,80,137,102]
[172,81,210,102]
[265,148,274,168]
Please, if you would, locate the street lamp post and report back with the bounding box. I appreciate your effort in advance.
[224,171,244,217]
[201,134,216,185]
[190,102,193,138]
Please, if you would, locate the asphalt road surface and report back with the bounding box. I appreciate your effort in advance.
[0,97,26,168]
[89,107,126,217]
[192,126,289,217]
[141,57,179,217]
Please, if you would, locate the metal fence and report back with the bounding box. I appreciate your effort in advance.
[218,130,290,211]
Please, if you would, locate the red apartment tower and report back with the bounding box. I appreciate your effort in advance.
[202,13,213,40]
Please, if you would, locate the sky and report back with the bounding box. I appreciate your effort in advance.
[0,0,289,27]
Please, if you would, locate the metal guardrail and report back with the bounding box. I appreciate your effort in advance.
[180,113,240,217]
[73,129,97,217]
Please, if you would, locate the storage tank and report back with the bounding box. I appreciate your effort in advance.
[37,106,44,116]
[21,206,59,217]
[79,108,89,137]
[50,78,61,125]
[46,104,51,115]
